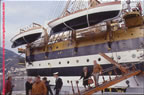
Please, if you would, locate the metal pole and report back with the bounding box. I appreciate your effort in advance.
[71,81,75,95]
[76,81,80,95]
[126,0,131,12]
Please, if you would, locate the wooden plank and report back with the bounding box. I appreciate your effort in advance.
[82,70,141,95]
[99,53,128,73]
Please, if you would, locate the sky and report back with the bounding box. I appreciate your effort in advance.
[0,0,144,54]
[1,0,66,53]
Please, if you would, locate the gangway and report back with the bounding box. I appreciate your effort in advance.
[73,53,142,95]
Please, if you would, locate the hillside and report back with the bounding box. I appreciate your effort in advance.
[0,47,25,72]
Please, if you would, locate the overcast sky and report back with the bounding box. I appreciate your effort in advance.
[0,0,144,54]
[1,0,66,53]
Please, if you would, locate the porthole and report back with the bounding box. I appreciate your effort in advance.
[67,80,69,83]
[132,54,136,58]
[59,62,61,64]
[76,60,79,63]
[39,64,41,66]
[48,63,50,65]
[98,58,101,61]
[117,56,121,60]
[126,80,130,85]
[87,59,89,62]
[67,61,70,64]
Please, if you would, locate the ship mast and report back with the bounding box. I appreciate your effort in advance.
[60,0,101,17]
[60,0,71,17]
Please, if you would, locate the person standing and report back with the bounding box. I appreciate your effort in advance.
[32,76,47,95]
[92,60,102,87]
[5,76,14,95]
[25,77,33,95]
[42,77,53,95]
[53,72,63,95]
[79,67,91,89]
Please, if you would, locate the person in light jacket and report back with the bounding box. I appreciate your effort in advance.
[92,60,102,87]
[32,76,47,95]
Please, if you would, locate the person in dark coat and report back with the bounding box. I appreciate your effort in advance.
[42,77,53,95]
[53,72,63,95]
[25,78,33,95]
[80,67,91,89]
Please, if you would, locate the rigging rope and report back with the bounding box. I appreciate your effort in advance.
[50,1,64,19]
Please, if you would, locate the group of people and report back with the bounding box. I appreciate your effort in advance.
[5,72,63,95]
[5,60,102,95]
[80,60,102,89]
[25,72,63,95]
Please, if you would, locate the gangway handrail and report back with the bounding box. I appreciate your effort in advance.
[72,53,142,95]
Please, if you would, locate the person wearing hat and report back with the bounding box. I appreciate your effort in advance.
[25,77,33,95]
[53,72,63,95]
[42,77,53,95]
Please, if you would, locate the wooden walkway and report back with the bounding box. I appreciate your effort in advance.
[75,53,142,95]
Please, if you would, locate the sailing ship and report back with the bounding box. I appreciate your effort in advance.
[11,0,144,94]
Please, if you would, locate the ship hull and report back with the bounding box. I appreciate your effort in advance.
[26,37,144,62]
[25,29,144,89]
[26,48,144,76]
[25,49,144,94]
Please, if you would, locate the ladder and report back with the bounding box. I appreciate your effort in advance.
[75,53,141,95]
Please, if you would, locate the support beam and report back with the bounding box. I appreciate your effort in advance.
[99,53,128,73]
